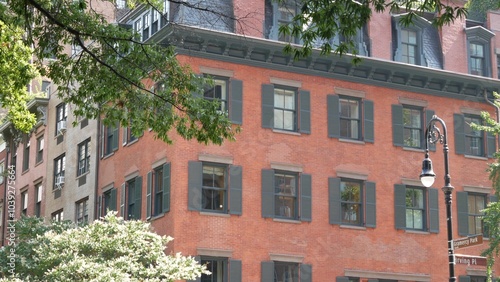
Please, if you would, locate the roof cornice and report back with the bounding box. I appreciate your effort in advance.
[0,97,49,134]
[149,24,500,103]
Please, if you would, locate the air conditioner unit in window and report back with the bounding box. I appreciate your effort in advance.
[55,175,65,188]
[57,120,67,134]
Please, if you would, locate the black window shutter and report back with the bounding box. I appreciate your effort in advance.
[229,79,243,124]
[329,177,341,224]
[425,109,436,151]
[363,100,374,142]
[300,173,312,222]
[162,163,171,213]
[229,259,242,282]
[299,90,311,134]
[229,165,243,215]
[394,184,406,230]
[457,191,469,236]
[100,124,104,158]
[134,176,142,220]
[262,84,275,128]
[459,276,471,282]
[454,114,465,155]
[490,194,498,203]
[146,171,152,218]
[428,188,439,233]
[188,161,202,211]
[487,130,496,158]
[365,181,376,227]
[110,188,117,211]
[392,104,404,147]
[300,264,312,282]
[262,169,275,218]
[261,261,274,282]
[327,95,340,138]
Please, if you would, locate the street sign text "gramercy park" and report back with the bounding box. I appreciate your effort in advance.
[453,234,483,250]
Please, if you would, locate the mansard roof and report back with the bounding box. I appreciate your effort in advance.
[149,24,499,103]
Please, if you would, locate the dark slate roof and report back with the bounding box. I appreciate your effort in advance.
[148,24,500,103]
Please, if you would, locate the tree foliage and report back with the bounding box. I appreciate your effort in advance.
[0,19,38,132]
[1,0,497,141]
[0,212,207,281]
[1,0,238,144]
[466,0,499,23]
[473,94,500,281]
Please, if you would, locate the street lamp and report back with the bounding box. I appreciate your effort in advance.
[419,115,456,282]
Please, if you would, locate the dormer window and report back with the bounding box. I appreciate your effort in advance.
[469,43,485,76]
[392,13,443,69]
[465,25,494,77]
[401,29,418,64]
[265,0,301,44]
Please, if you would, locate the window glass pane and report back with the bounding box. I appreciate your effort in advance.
[340,99,358,118]
[201,258,226,282]
[274,87,296,131]
[413,210,423,229]
[406,187,425,229]
[284,90,295,110]
[283,111,294,130]
[274,262,299,282]
[274,109,284,129]
[204,79,227,111]
[408,31,417,44]
[468,194,486,235]
[401,30,408,42]
[464,116,483,156]
[203,165,225,188]
[341,181,360,202]
[275,172,296,218]
[202,165,226,212]
[340,180,361,225]
[274,88,285,108]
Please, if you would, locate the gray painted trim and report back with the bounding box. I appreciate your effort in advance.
[145,25,499,103]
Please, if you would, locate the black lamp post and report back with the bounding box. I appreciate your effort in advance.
[419,115,456,282]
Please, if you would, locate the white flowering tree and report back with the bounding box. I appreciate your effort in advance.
[0,212,207,281]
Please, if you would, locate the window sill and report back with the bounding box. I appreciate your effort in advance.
[339,138,365,145]
[21,169,29,175]
[35,160,43,167]
[148,212,166,221]
[272,129,301,136]
[76,171,90,180]
[340,224,366,230]
[126,138,140,147]
[102,152,115,160]
[402,147,425,153]
[405,230,430,235]
[200,211,230,218]
[464,155,488,160]
[273,218,301,224]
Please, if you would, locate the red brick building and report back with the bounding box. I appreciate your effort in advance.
[2,0,500,281]
[95,1,500,282]
[0,97,48,246]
